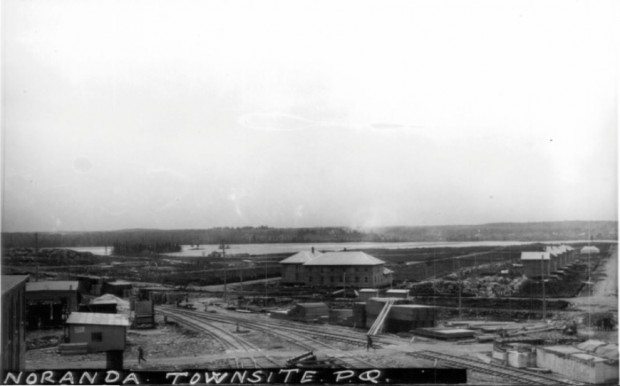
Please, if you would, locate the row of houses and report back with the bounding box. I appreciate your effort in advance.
[519,245,601,278]
[519,245,577,278]
[280,250,393,288]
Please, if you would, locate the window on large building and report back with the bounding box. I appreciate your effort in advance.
[364,277,368,283]
[91,332,103,342]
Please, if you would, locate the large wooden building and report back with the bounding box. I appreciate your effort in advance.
[2,275,29,371]
[280,251,393,288]
[280,250,322,285]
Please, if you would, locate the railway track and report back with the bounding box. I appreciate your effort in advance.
[407,350,576,385]
[158,308,282,368]
[160,306,369,348]
[158,306,376,368]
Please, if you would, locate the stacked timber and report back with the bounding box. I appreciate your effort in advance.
[59,342,88,355]
[329,309,354,326]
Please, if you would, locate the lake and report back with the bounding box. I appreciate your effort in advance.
[53,240,603,258]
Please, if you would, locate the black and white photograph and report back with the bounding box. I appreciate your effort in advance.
[1,0,618,384]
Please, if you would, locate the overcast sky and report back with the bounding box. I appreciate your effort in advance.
[2,0,618,232]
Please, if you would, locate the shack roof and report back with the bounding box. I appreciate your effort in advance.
[520,252,551,261]
[106,280,132,287]
[2,275,29,295]
[66,312,130,327]
[280,251,322,264]
[580,246,600,254]
[386,289,409,294]
[303,251,385,266]
[26,281,79,292]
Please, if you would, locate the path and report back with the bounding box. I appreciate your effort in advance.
[567,246,618,313]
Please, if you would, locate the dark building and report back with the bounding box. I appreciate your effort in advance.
[2,275,29,371]
[26,281,80,329]
[102,280,132,298]
[78,302,118,314]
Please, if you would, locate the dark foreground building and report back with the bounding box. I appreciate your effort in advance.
[2,275,29,371]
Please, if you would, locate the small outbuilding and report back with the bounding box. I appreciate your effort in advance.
[385,289,410,299]
[287,302,329,323]
[102,280,133,298]
[64,312,130,353]
[26,281,81,329]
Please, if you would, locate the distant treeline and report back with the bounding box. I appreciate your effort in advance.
[111,241,182,256]
[1,227,389,248]
[1,221,617,248]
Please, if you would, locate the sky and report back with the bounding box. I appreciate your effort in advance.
[1,0,618,232]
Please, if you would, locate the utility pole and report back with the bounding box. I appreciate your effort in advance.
[541,253,546,320]
[220,242,228,303]
[458,258,462,319]
[264,263,268,307]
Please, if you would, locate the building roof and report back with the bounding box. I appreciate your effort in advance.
[26,281,79,292]
[66,312,130,327]
[280,251,322,264]
[2,275,29,295]
[386,289,409,294]
[580,246,600,254]
[520,252,551,261]
[359,288,379,293]
[303,251,385,266]
[106,280,132,286]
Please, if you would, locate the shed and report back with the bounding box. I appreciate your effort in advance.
[26,281,80,329]
[287,303,329,323]
[78,302,117,314]
[2,275,29,371]
[102,280,133,298]
[385,289,410,299]
[65,312,130,353]
[358,288,380,302]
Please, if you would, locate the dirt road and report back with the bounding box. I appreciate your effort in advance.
[568,246,617,313]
